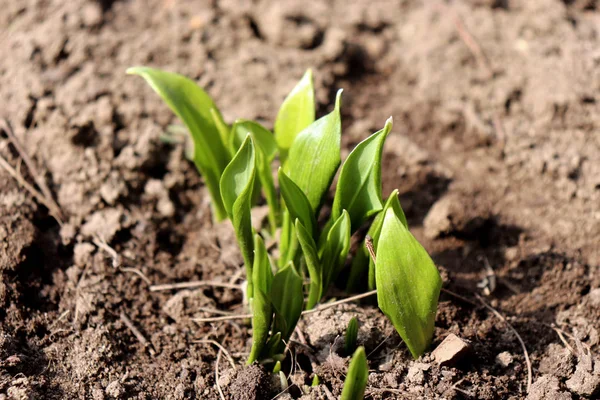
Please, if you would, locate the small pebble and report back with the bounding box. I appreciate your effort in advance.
[432,333,470,366]
[496,351,514,367]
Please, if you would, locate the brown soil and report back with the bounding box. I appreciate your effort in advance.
[1,0,599,399]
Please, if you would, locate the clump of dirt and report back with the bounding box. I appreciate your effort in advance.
[0,0,599,399]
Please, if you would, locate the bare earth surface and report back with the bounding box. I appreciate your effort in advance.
[1,0,599,399]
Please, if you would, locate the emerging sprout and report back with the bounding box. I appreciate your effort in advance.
[345,317,359,356]
[341,347,369,400]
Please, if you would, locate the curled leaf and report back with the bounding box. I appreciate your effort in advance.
[220,135,256,297]
[232,120,280,232]
[127,67,230,220]
[271,261,304,341]
[275,69,315,165]
[321,210,351,292]
[247,234,274,364]
[332,117,393,232]
[279,169,316,235]
[286,90,343,213]
[376,205,441,358]
[295,219,321,309]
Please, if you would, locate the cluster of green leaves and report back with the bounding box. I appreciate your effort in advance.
[128,67,442,365]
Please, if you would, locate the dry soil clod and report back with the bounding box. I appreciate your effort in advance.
[431,333,470,366]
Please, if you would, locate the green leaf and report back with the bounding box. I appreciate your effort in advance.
[247,234,274,364]
[232,120,280,232]
[311,375,320,387]
[220,135,256,297]
[279,169,316,235]
[210,108,231,155]
[345,317,358,355]
[332,117,392,232]
[230,120,277,160]
[321,210,351,292]
[295,219,321,309]
[286,90,342,213]
[278,211,295,268]
[367,190,406,290]
[341,347,368,400]
[346,246,370,294]
[127,67,229,221]
[271,261,304,341]
[376,205,441,358]
[347,189,407,293]
[275,69,315,165]
[279,371,289,390]
[264,332,282,360]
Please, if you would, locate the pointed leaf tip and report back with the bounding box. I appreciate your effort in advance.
[335,89,343,110]
[286,87,342,212]
[385,116,393,129]
[275,70,316,165]
[331,118,392,231]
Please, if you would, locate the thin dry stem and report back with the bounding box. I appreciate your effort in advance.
[302,290,377,316]
[551,326,577,355]
[441,288,480,307]
[120,312,156,356]
[150,280,241,292]
[449,10,494,78]
[93,237,152,285]
[93,237,121,267]
[0,154,63,223]
[365,235,376,263]
[476,294,531,393]
[1,118,64,221]
[192,313,252,323]
[367,333,391,358]
[121,267,153,285]
[194,339,236,370]
[197,307,237,316]
[193,286,476,324]
[215,349,226,400]
[193,290,377,323]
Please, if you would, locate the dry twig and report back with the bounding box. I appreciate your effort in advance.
[303,290,377,315]
[476,294,531,393]
[93,237,121,267]
[0,154,63,223]
[551,325,577,355]
[448,10,494,78]
[93,237,152,285]
[194,290,379,323]
[121,267,152,285]
[1,118,63,219]
[215,348,226,400]
[150,280,241,292]
[120,312,156,356]
[194,339,237,369]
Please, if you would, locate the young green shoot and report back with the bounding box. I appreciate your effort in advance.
[375,192,442,358]
[345,317,359,355]
[341,347,368,400]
